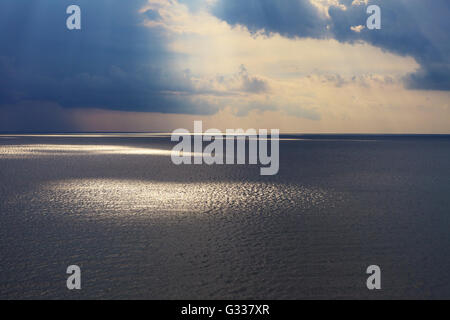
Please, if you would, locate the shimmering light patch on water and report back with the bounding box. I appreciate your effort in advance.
[24,179,338,220]
[0,144,202,159]
[0,134,174,138]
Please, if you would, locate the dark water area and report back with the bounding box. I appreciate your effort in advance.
[1,134,450,299]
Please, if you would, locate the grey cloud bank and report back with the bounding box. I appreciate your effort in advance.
[0,0,449,131]
[213,0,450,91]
[0,0,218,120]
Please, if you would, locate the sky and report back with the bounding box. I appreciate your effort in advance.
[0,0,449,133]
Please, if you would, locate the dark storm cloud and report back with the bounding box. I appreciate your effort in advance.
[0,0,217,118]
[329,0,450,91]
[212,0,327,39]
[212,0,450,91]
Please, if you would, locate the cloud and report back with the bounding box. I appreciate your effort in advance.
[212,0,450,91]
[350,25,365,33]
[329,0,450,90]
[238,65,270,94]
[182,65,270,96]
[142,9,162,21]
[1,0,449,133]
[212,0,328,39]
[0,0,219,116]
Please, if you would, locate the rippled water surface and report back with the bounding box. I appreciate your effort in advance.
[1,135,450,299]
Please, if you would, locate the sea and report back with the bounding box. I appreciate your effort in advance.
[0,134,449,299]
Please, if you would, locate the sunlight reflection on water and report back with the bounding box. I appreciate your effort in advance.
[34,179,336,220]
[0,144,199,158]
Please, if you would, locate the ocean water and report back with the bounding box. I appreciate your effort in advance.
[1,134,450,299]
